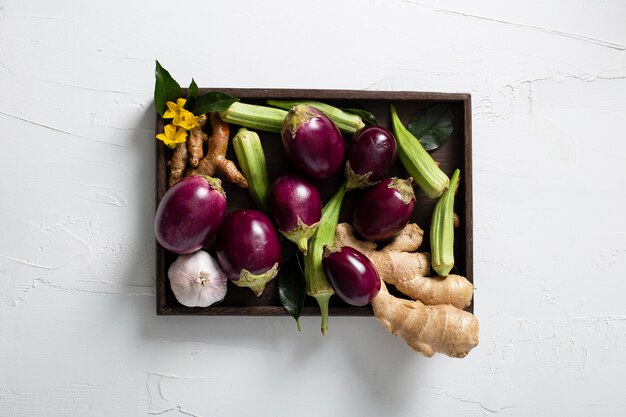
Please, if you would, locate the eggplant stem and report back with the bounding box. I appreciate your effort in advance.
[280,217,319,255]
[234,263,279,297]
[296,237,308,255]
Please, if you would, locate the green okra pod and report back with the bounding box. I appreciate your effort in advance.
[430,169,460,277]
[232,128,270,212]
[304,183,346,335]
[390,104,449,199]
[219,102,287,133]
[267,100,365,134]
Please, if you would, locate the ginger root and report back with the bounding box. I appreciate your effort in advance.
[187,113,248,188]
[372,281,479,358]
[396,274,473,309]
[334,223,473,309]
[168,142,188,188]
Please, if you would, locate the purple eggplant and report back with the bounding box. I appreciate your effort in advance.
[215,209,282,296]
[322,246,380,306]
[155,175,227,254]
[345,125,398,190]
[353,177,416,241]
[281,105,345,179]
[268,175,322,254]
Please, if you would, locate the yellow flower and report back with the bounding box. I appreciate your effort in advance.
[156,123,187,148]
[176,110,200,130]
[163,98,199,130]
[163,98,187,120]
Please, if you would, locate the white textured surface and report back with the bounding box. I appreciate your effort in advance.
[1,0,625,415]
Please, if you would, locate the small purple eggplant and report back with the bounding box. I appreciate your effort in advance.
[322,245,380,306]
[281,105,345,179]
[353,177,416,241]
[215,209,282,296]
[345,125,398,190]
[268,175,322,254]
[155,175,227,254]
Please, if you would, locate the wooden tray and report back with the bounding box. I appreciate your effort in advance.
[156,89,473,316]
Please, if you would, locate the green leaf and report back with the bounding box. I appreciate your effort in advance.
[191,91,239,115]
[185,78,199,108]
[154,60,183,116]
[407,104,455,151]
[341,108,378,126]
[278,252,306,331]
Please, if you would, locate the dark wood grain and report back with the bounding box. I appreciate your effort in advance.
[155,89,473,316]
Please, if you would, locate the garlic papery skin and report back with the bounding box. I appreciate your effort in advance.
[168,250,227,307]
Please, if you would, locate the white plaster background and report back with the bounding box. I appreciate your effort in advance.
[1,0,625,416]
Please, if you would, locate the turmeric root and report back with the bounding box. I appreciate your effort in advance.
[334,223,473,309]
[187,115,206,168]
[168,142,188,188]
[187,113,248,188]
[372,281,479,358]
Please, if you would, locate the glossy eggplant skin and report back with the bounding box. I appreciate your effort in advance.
[268,175,322,232]
[281,105,345,179]
[215,209,282,280]
[353,178,416,242]
[322,246,380,306]
[155,175,227,254]
[346,126,397,189]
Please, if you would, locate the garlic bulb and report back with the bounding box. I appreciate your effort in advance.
[168,250,227,307]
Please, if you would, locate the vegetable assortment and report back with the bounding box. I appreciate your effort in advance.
[153,62,479,357]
